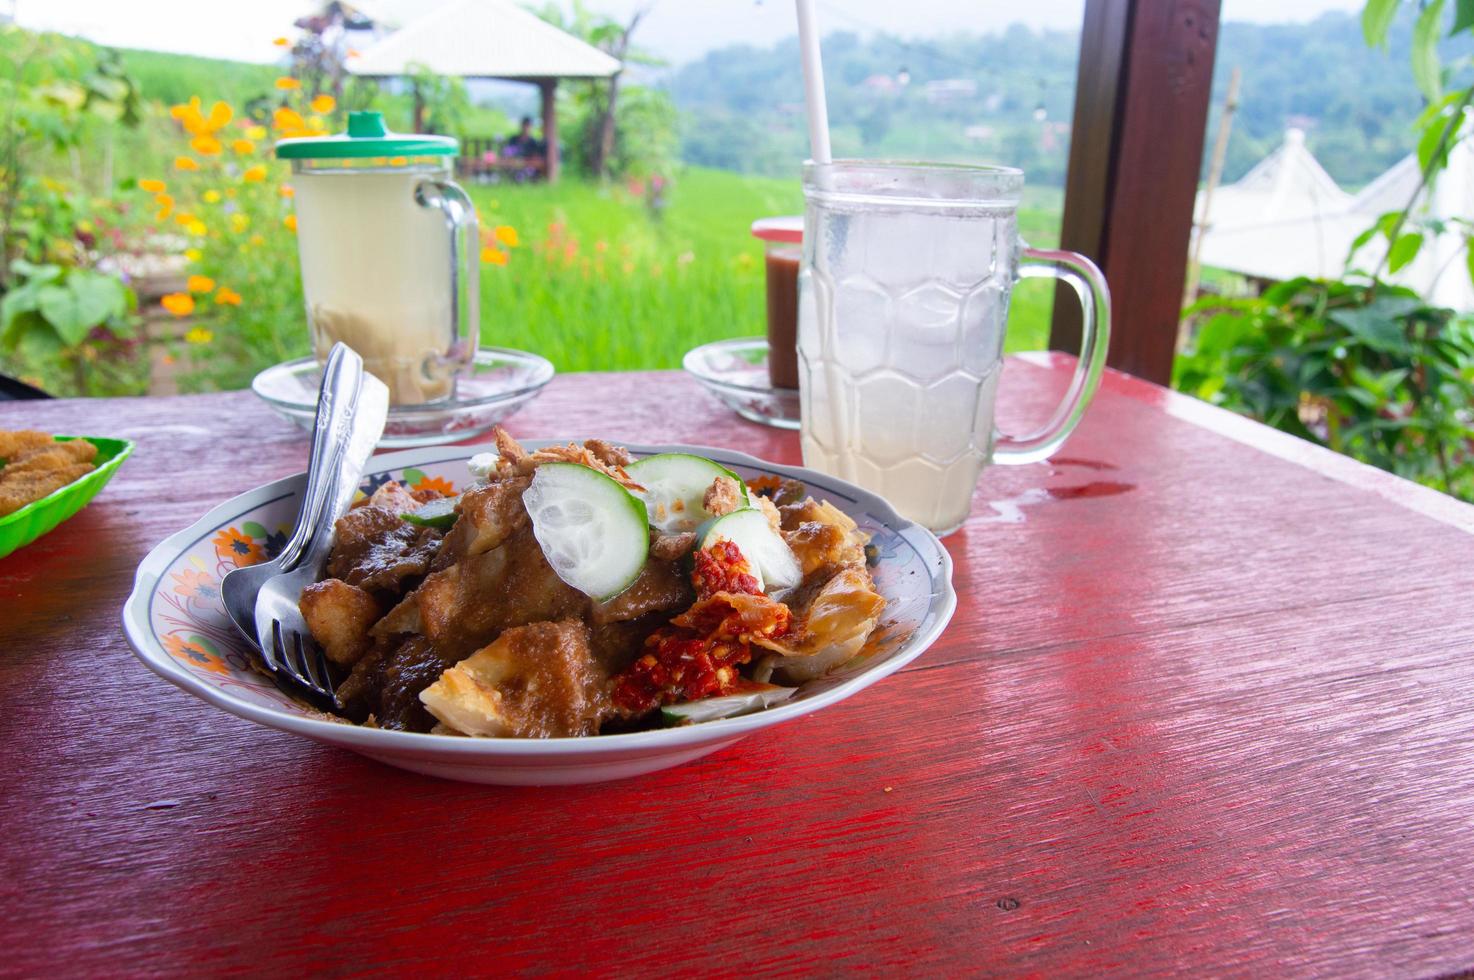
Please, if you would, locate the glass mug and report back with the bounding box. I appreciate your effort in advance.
[280,112,479,407]
[798,161,1110,535]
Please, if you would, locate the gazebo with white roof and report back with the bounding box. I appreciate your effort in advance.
[346,0,622,181]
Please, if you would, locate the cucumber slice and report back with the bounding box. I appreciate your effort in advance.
[524,462,650,601]
[661,685,797,726]
[626,452,749,533]
[699,508,802,594]
[401,494,461,530]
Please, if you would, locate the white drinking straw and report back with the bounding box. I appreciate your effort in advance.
[795,0,832,164]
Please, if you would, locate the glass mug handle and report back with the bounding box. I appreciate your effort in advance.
[992,246,1112,465]
[414,180,480,372]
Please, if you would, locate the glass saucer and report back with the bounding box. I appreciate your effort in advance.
[253,347,555,447]
[683,337,800,430]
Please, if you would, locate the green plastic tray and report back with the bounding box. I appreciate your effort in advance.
[0,436,133,560]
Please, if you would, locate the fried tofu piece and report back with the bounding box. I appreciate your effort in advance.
[0,463,93,516]
[4,441,96,476]
[0,431,53,461]
[419,619,609,738]
[300,578,381,666]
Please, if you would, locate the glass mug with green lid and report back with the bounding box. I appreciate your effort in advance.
[276,111,478,406]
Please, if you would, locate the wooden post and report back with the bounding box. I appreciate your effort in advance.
[1051,0,1222,385]
[541,78,560,183]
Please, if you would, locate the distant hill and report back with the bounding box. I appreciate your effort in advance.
[666,11,1472,189]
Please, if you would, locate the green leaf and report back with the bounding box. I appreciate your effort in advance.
[68,269,128,326]
[1328,305,1412,353]
[37,284,92,346]
[1454,0,1474,33]
[1363,0,1401,47]
[1389,232,1425,272]
[1412,0,1446,102]
[242,521,269,539]
[16,320,64,361]
[401,468,426,485]
[1416,108,1462,173]
[1466,234,1474,287]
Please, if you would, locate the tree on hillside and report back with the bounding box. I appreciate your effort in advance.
[531,1,664,179]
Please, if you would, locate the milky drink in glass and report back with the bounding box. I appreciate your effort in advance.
[798,162,1109,535]
[278,112,479,406]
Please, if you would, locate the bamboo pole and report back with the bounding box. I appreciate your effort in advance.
[1183,65,1241,319]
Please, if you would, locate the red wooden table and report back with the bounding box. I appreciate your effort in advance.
[4,354,1473,976]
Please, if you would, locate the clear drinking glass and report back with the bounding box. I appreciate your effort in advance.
[798,161,1110,536]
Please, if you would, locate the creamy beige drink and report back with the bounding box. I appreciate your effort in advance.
[277,112,478,407]
[295,170,454,404]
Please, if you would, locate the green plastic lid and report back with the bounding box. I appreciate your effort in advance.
[274,110,458,160]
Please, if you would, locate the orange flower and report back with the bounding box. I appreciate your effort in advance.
[481,246,508,266]
[153,192,174,210]
[175,156,200,172]
[170,568,219,600]
[310,94,336,114]
[275,77,301,91]
[283,214,298,231]
[173,211,196,226]
[212,527,264,566]
[279,185,295,199]
[231,139,256,154]
[191,134,223,155]
[494,225,520,248]
[170,99,207,136]
[186,274,216,294]
[413,474,456,496]
[161,293,195,316]
[272,36,290,47]
[139,178,166,194]
[206,101,232,130]
[155,206,173,222]
[214,286,242,306]
[273,106,306,131]
[163,634,229,675]
[242,165,267,183]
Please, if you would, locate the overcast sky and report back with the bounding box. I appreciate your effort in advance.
[10,0,1365,67]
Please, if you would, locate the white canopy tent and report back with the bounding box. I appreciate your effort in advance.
[345,0,622,181]
[1193,129,1473,311]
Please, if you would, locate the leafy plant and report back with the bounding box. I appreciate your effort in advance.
[0,258,140,395]
[1176,277,1474,500]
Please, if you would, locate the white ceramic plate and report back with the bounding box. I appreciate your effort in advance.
[121,443,956,785]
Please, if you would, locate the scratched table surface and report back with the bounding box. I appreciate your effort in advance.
[4,352,1474,976]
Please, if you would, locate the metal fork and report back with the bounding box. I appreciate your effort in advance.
[222,343,388,703]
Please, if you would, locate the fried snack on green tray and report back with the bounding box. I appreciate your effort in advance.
[4,440,97,475]
[0,463,94,516]
[0,430,53,463]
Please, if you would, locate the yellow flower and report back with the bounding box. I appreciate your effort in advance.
[215,286,242,306]
[279,185,295,199]
[242,165,267,183]
[191,134,223,155]
[161,293,195,316]
[246,125,268,140]
[231,139,256,155]
[310,94,336,114]
[187,274,216,293]
[185,219,208,236]
[273,107,305,131]
[480,246,508,266]
[184,248,202,262]
[202,189,222,204]
[249,233,265,246]
[184,326,213,344]
[272,36,290,47]
[175,156,200,172]
[139,178,166,194]
[230,213,250,234]
[275,77,301,91]
[283,214,297,232]
[494,225,519,248]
